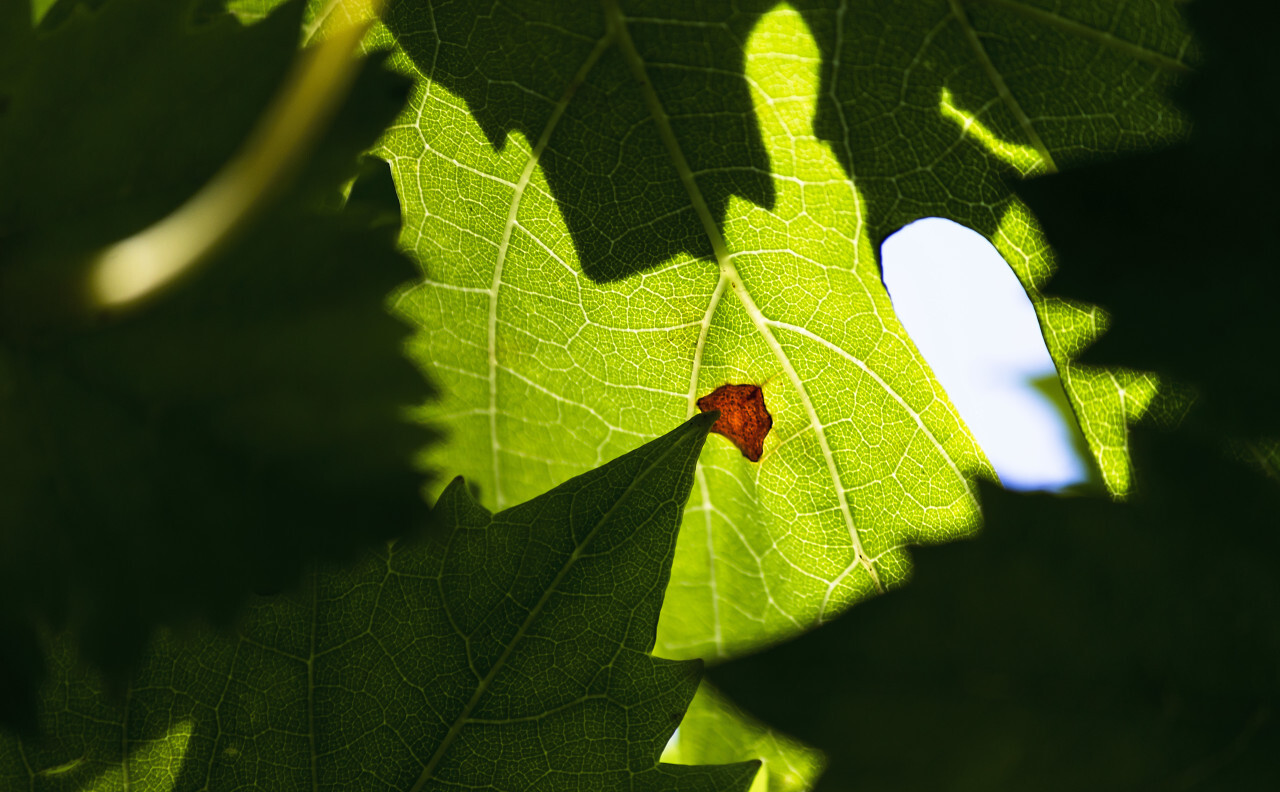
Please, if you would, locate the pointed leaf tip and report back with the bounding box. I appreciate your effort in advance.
[432,475,490,519]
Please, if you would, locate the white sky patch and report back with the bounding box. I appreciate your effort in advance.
[882,217,1088,491]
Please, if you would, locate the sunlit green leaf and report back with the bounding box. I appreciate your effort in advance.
[378,0,1189,666]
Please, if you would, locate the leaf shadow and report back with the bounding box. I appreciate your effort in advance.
[385,0,1188,292]
[383,0,776,282]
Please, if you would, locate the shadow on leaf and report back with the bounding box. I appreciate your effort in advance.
[1016,0,1276,436]
[382,0,775,282]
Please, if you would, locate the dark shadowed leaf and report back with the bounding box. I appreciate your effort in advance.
[0,414,759,792]
[0,0,433,727]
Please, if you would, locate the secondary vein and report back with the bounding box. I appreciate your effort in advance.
[949,0,1059,174]
[486,25,616,509]
[969,0,1192,73]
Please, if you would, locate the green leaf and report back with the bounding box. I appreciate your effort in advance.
[0,413,759,791]
[0,0,433,723]
[710,426,1280,789]
[374,0,1190,662]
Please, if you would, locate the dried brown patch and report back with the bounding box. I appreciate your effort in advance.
[696,384,773,462]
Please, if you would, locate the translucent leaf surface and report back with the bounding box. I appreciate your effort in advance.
[665,684,824,792]
[379,0,1190,662]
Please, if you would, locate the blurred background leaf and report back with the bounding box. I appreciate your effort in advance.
[0,0,434,729]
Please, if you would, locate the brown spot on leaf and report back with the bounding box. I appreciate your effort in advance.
[696,384,773,462]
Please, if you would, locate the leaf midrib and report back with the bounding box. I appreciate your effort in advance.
[605,0,882,591]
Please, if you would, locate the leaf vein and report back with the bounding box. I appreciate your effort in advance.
[487,25,616,509]
[968,0,1192,73]
[949,0,1059,173]
[606,0,882,596]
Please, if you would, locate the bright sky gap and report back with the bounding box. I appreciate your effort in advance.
[881,218,1090,491]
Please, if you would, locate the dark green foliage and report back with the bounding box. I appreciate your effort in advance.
[0,414,758,791]
[0,0,433,728]
[711,426,1280,790]
[791,0,1189,266]
[1017,0,1277,435]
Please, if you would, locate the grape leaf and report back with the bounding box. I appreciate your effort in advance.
[0,414,758,791]
[701,2,1280,784]
[710,426,1280,790]
[0,0,433,726]
[210,1,1194,779]
[372,0,1191,664]
[382,1,985,663]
